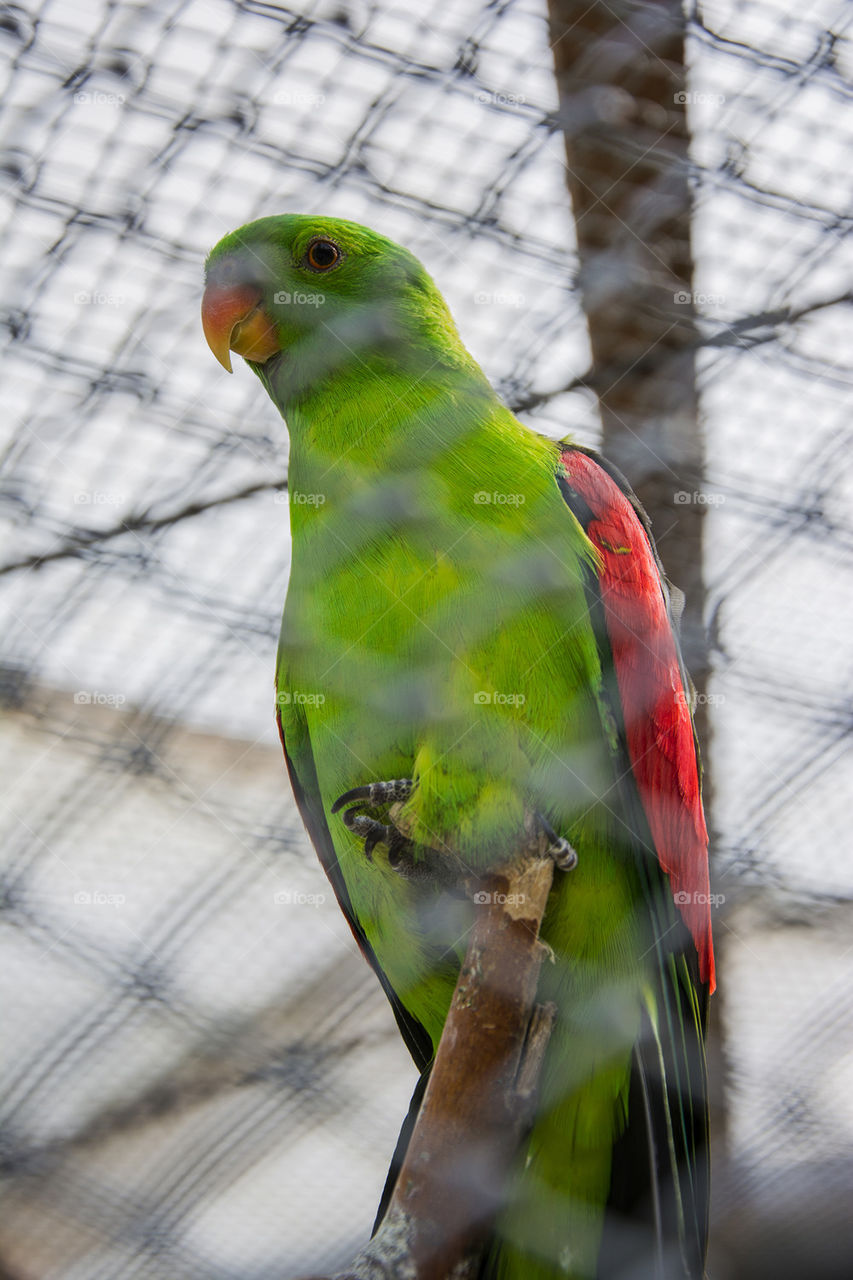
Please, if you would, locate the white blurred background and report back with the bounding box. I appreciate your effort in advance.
[1,0,852,1276]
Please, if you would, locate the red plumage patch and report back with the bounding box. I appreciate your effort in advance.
[561,448,715,993]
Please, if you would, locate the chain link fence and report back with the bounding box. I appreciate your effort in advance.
[1,0,851,1275]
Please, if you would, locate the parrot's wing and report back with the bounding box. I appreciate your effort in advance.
[557,444,711,1275]
[276,706,434,1073]
[558,445,714,994]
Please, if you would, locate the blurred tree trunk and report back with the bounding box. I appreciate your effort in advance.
[547,0,727,1151]
[547,0,707,700]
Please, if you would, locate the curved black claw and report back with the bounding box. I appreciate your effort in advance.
[331,778,414,815]
[537,813,579,872]
[340,809,395,860]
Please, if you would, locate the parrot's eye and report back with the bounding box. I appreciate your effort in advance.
[305,239,342,271]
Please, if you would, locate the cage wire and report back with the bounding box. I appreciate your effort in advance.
[0,0,851,1276]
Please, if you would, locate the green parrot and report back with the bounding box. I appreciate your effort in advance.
[202,215,714,1279]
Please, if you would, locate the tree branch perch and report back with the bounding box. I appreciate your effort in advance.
[300,842,559,1280]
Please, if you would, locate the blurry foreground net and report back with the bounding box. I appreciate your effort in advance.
[1,0,852,1276]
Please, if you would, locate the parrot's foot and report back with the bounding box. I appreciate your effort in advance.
[331,778,455,885]
[332,778,416,865]
[338,808,410,861]
[332,778,414,812]
[536,813,579,872]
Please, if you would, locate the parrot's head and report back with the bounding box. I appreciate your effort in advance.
[202,214,472,397]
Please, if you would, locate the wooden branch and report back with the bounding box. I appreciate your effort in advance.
[299,842,558,1280]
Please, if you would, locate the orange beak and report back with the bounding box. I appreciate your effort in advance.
[201,281,280,373]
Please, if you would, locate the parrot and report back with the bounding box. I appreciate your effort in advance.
[201,214,714,1280]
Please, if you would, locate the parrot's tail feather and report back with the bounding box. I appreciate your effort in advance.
[600,957,709,1279]
[372,1062,432,1235]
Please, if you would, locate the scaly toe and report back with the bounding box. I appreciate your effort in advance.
[341,809,393,860]
[331,778,414,815]
[537,813,579,872]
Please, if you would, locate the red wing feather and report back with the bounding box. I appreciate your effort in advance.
[561,447,715,992]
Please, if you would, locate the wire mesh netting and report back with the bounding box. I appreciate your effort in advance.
[1,0,851,1276]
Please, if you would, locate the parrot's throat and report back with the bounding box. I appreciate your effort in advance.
[279,358,500,474]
